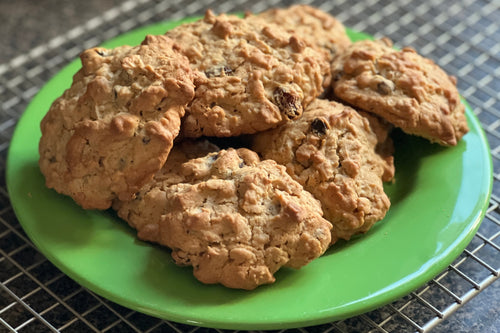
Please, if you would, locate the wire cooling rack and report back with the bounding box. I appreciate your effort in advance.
[1,0,499,332]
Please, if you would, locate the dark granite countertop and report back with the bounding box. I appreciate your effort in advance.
[1,1,499,333]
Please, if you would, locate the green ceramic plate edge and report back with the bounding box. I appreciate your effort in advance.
[6,17,493,330]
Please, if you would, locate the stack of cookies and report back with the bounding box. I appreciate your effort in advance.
[38,5,469,290]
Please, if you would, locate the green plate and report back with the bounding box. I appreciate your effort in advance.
[6,18,493,330]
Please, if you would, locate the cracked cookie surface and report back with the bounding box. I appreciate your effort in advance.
[331,39,468,146]
[114,143,332,290]
[248,4,351,86]
[252,99,394,243]
[39,35,195,209]
[165,10,329,138]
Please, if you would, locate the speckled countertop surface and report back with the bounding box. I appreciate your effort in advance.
[0,1,499,332]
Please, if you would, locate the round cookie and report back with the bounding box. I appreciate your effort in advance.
[39,35,195,209]
[248,5,351,69]
[331,38,468,146]
[252,99,395,243]
[114,144,332,290]
[165,10,329,138]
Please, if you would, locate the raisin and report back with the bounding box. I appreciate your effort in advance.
[142,136,151,144]
[328,45,338,58]
[209,152,219,162]
[332,70,343,82]
[119,158,126,170]
[376,81,394,95]
[310,118,329,136]
[205,66,233,78]
[273,87,302,120]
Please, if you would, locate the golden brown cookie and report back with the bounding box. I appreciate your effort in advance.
[331,38,469,146]
[252,99,394,243]
[114,143,332,290]
[165,10,329,138]
[39,35,195,209]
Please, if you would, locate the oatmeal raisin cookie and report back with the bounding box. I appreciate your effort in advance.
[252,99,394,243]
[114,144,332,289]
[166,10,329,137]
[39,35,195,209]
[331,38,468,146]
